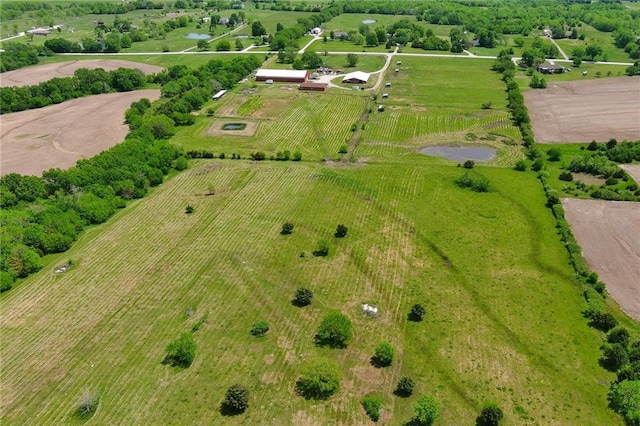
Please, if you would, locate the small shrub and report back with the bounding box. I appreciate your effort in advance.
[608,327,631,346]
[185,205,194,214]
[374,341,395,367]
[587,141,599,151]
[559,171,573,181]
[463,160,475,169]
[605,176,619,186]
[476,402,504,426]
[206,108,215,116]
[456,172,489,192]
[361,394,383,422]
[222,384,249,414]
[395,376,415,397]
[531,158,544,172]
[281,222,294,235]
[250,320,269,337]
[335,224,348,238]
[590,311,618,332]
[481,101,493,109]
[351,123,357,132]
[547,148,561,161]
[76,388,98,419]
[164,333,196,368]
[601,344,629,371]
[409,304,426,322]
[292,151,302,161]
[314,238,330,257]
[338,144,348,154]
[294,287,313,306]
[250,151,266,161]
[514,159,528,171]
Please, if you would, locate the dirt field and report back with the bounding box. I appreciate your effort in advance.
[621,164,640,185]
[0,89,161,176]
[562,198,640,321]
[524,77,640,143]
[206,120,259,137]
[0,60,163,87]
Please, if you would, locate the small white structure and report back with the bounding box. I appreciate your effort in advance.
[362,303,379,317]
[394,68,399,73]
[396,61,402,65]
[201,17,211,23]
[381,93,388,98]
[385,82,391,87]
[378,105,385,111]
[309,27,322,35]
[213,89,227,100]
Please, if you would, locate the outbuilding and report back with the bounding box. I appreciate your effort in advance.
[213,89,227,100]
[536,63,565,74]
[299,82,328,91]
[255,69,310,83]
[342,71,370,84]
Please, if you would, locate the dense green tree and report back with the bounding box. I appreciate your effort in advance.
[216,40,231,51]
[374,341,395,366]
[316,312,352,347]
[585,45,603,61]
[410,304,426,321]
[608,380,640,424]
[413,395,439,426]
[296,357,341,399]
[164,333,196,368]
[477,402,504,426]
[294,287,313,306]
[395,377,415,397]
[335,224,348,238]
[251,21,266,36]
[250,320,269,337]
[222,384,249,413]
[346,53,358,67]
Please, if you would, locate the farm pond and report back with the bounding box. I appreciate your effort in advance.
[185,33,210,39]
[221,123,247,130]
[420,145,497,162]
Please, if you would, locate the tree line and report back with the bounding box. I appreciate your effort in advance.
[0,43,51,73]
[0,56,263,292]
[0,67,147,114]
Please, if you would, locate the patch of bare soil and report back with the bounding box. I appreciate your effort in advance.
[252,98,291,119]
[524,77,640,143]
[206,120,258,137]
[562,198,640,321]
[620,164,640,184]
[0,89,161,176]
[0,60,163,87]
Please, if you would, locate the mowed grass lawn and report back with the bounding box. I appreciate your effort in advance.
[174,90,368,160]
[0,160,621,425]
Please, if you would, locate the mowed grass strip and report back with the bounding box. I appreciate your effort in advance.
[0,160,622,425]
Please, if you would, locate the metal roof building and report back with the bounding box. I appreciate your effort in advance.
[342,71,370,84]
[255,69,310,83]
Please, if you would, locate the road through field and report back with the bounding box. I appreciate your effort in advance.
[562,198,640,321]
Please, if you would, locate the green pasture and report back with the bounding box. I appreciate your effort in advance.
[358,56,522,160]
[0,159,625,425]
[174,90,367,160]
[245,9,313,34]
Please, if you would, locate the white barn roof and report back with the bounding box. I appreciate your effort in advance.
[342,71,370,83]
[255,69,308,79]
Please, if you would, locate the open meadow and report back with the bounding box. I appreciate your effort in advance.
[2,2,640,424]
[0,160,622,425]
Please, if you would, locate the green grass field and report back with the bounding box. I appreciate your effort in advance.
[359,57,522,162]
[2,12,639,424]
[0,159,624,425]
